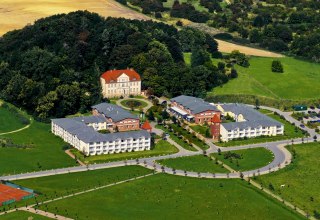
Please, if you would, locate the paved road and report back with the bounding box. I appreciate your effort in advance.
[0,105,317,181]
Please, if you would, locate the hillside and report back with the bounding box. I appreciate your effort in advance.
[208,56,320,103]
[0,11,229,119]
[0,0,149,36]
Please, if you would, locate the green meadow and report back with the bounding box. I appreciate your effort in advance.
[0,104,27,133]
[209,56,320,100]
[0,120,75,176]
[257,142,320,216]
[0,211,51,220]
[212,148,274,171]
[157,155,228,173]
[38,174,303,220]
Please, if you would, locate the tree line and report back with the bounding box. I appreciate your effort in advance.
[0,11,231,119]
[118,0,320,62]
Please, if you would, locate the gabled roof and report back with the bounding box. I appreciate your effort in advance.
[141,120,152,130]
[73,115,106,124]
[52,117,150,143]
[211,114,221,123]
[170,95,219,114]
[92,103,139,122]
[101,69,140,83]
[220,104,283,131]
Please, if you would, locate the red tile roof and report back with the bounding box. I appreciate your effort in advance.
[211,114,221,123]
[101,69,141,83]
[141,120,152,131]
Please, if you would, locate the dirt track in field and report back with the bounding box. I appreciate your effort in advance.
[0,0,149,36]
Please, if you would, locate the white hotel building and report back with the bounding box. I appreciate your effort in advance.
[51,116,151,156]
[216,104,284,142]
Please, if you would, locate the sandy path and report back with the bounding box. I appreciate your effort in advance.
[216,39,284,57]
[0,0,150,36]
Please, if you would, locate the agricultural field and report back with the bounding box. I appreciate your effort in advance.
[0,211,51,220]
[210,56,320,101]
[212,148,274,172]
[157,155,228,173]
[0,120,75,176]
[37,174,303,219]
[257,143,320,217]
[0,0,149,36]
[71,140,179,164]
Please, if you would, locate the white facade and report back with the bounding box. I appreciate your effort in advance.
[220,124,284,142]
[101,73,141,98]
[51,121,151,156]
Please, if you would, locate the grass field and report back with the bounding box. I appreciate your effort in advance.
[72,140,179,164]
[38,174,303,219]
[163,0,208,12]
[190,124,208,137]
[0,0,149,36]
[215,112,305,147]
[257,142,320,216]
[0,121,74,176]
[0,106,26,133]
[157,155,228,173]
[14,166,152,199]
[0,211,51,220]
[210,56,320,100]
[212,148,274,171]
[120,99,148,109]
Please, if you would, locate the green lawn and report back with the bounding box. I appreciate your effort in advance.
[120,99,148,110]
[216,112,305,147]
[212,148,274,171]
[190,124,208,137]
[257,142,320,217]
[0,105,28,133]
[0,121,75,176]
[72,140,179,164]
[38,174,303,220]
[209,56,320,100]
[0,211,51,220]
[156,125,197,151]
[157,155,228,173]
[15,166,152,199]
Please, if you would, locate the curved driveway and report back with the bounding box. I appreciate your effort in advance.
[0,106,317,181]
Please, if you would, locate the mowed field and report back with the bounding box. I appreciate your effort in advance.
[37,174,303,219]
[0,0,149,36]
[209,56,320,100]
[257,143,320,216]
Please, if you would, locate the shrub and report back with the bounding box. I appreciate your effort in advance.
[272,60,284,73]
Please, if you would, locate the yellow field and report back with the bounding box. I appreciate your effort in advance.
[0,0,149,36]
[216,39,284,58]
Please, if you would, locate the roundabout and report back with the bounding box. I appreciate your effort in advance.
[116,97,152,112]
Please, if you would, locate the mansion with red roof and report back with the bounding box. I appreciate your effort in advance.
[100,69,141,98]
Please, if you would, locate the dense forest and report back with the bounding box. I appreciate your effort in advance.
[0,11,230,119]
[122,0,320,62]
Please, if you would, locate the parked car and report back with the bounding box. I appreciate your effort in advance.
[300,124,305,128]
[310,106,315,109]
